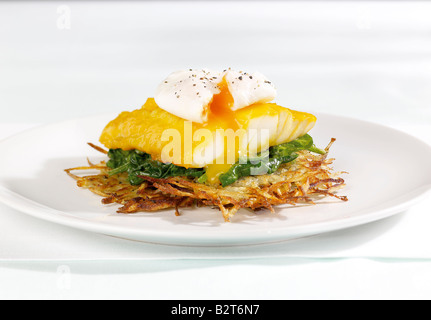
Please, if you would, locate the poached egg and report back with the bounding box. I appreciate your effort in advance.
[154,69,277,123]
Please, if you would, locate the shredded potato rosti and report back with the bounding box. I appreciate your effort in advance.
[65,140,347,222]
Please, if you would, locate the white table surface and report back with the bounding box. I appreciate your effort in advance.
[1,1,431,300]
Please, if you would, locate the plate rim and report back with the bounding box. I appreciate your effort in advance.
[1,183,430,246]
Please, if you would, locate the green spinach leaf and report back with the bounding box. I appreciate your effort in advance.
[106,149,205,186]
[219,134,325,187]
[106,134,325,187]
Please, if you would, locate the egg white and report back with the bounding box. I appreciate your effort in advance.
[154,69,277,123]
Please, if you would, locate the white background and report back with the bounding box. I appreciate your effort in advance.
[1,0,431,300]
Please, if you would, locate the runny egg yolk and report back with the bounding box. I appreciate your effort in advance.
[207,78,238,131]
[204,78,244,184]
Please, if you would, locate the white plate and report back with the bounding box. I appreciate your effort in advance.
[0,113,431,246]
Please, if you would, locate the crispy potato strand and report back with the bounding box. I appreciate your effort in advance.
[65,141,348,221]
